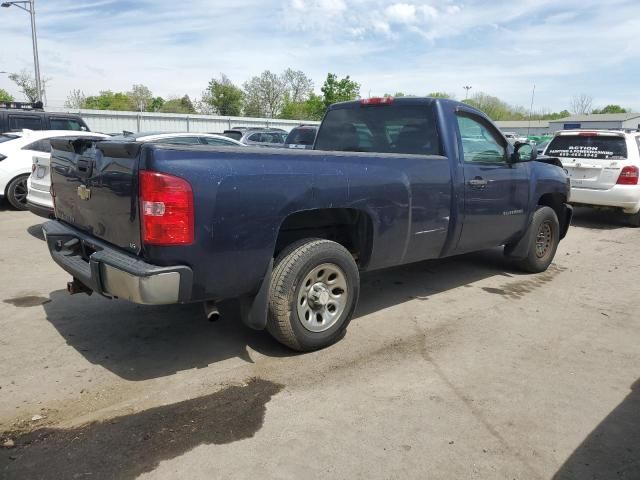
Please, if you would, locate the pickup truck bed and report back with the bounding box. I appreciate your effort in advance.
[44,97,572,351]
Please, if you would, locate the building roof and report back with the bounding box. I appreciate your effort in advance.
[495,120,549,128]
[549,113,640,123]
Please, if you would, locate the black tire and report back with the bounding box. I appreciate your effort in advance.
[626,211,640,228]
[267,239,360,351]
[514,206,560,273]
[6,174,29,211]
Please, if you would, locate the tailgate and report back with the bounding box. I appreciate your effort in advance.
[50,138,143,254]
[546,132,628,190]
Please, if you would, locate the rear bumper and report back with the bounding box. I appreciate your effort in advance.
[27,201,54,219]
[570,185,640,213]
[42,221,193,305]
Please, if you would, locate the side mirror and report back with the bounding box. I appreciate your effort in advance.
[511,141,537,163]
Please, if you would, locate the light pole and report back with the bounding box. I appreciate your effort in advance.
[463,85,472,100]
[1,0,42,102]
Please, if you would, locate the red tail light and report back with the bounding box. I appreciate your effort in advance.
[617,166,639,185]
[139,170,194,245]
[361,96,393,105]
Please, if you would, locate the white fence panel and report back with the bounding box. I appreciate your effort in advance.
[54,108,320,134]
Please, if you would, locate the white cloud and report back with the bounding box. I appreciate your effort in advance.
[419,5,439,20]
[385,3,418,24]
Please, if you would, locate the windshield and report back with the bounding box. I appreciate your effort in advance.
[315,104,441,155]
[286,128,317,145]
[0,134,20,144]
[547,135,627,160]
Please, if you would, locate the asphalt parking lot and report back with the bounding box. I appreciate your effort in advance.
[0,204,638,479]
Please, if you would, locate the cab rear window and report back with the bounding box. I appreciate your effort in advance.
[315,105,441,155]
[547,135,627,160]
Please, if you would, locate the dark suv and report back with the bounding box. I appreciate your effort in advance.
[0,102,90,132]
[222,127,287,147]
[285,125,318,149]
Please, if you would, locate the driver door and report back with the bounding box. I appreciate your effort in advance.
[456,112,530,252]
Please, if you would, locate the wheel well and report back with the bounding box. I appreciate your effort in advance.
[275,208,373,267]
[538,192,565,221]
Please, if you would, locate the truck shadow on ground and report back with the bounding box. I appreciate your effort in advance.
[570,206,633,230]
[27,223,46,240]
[41,247,522,381]
[553,378,640,479]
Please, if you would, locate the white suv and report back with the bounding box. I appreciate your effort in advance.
[544,130,640,226]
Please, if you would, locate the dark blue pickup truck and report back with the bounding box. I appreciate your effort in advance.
[43,97,572,351]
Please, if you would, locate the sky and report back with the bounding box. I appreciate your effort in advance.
[0,0,638,112]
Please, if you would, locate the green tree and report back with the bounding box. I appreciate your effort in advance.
[463,92,526,120]
[592,104,627,114]
[160,95,196,114]
[8,69,47,102]
[127,84,153,112]
[243,70,287,118]
[201,74,243,116]
[82,91,135,111]
[64,89,86,109]
[427,92,454,99]
[149,96,165,112]
[283,69,314,103]
[321,73,360,109]
[0,88,13,102]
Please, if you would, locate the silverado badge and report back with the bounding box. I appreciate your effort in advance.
[77,184,91,200]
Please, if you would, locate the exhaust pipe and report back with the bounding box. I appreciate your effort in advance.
[67,278,93,296]
[203,301,220,322]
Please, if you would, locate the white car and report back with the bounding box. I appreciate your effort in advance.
[25,131,245,217]
[544,130,640,226]
[0,130,108,211]
[503,132,528,144]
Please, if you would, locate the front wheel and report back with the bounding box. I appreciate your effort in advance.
[267,239,360,351]
[514,206,560,273]
[6,174,29,211]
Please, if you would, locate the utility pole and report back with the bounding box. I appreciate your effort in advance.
[1,0,42,103]
[463,85,472,100]
[527,84,536,137]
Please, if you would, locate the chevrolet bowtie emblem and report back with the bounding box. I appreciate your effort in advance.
[77,184,91,200]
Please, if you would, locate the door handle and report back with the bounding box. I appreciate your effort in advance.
[468,177,488,187]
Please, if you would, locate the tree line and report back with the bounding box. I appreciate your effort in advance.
[57,70,360,120]
[0,68,632,121]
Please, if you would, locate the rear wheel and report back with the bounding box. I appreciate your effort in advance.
[514,206,560,273]
[6,174,29,211]
[267,239,359,351]
[626,211,640,228]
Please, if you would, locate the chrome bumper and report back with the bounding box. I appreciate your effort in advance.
[43,221,192,305]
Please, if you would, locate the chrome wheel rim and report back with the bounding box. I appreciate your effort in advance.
[535,221,552,258]
[13,178,28,205]
[296,263,348,333]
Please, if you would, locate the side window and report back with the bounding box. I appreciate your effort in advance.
[23,139,52,153]
[636,137,640,156]
[456,114,506,164]
[247,133,262,142]
[153,136,201,145]
[8,115,43,131]
[49,117,85,131]
[200,137,235,146]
